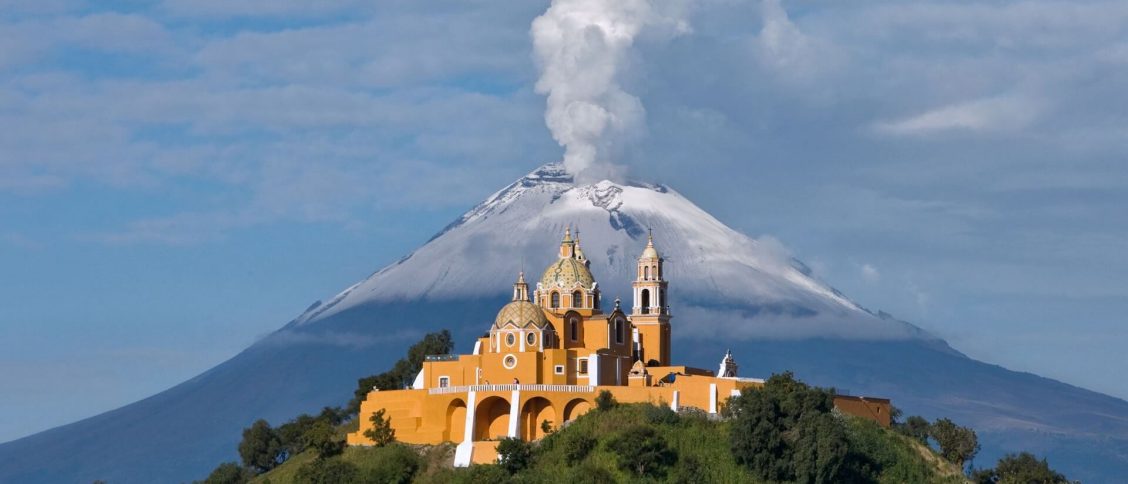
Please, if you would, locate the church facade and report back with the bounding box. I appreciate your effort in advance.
[346,229,889,466]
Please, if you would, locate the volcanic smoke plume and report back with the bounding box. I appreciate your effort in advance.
[531,0,690,181]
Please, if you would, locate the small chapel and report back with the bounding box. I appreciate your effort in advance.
[346,229,889,466]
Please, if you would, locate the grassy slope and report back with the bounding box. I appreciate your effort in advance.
[254,404,967,483]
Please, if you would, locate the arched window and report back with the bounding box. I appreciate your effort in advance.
[644,266,650,280]
[641,289,651,314]
[551,292,560,309]
[572,290,583,308]
[660,289,667,313]
[569,317,578,341]
[614,319,624,345]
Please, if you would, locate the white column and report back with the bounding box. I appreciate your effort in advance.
[589,355,600,386]
[709,383,718,414]
[670,390,680,412]
[507,389,521,438]
[454,390,478,467]
[519,331,526,351]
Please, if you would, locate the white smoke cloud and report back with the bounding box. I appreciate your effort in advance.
[531,0,691,181]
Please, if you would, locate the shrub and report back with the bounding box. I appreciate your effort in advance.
[238,419,281,473]
[929,418,980,469]
[899,415,931,444]
[293,457,361,484]
[364,408,396,447]
[202,462,251,484]
[565,462,617,484]
[607,424,677,478]
[303,420,344,458]
[972,452,1071,484]
[497,437,535,474]
[560,432,597,464]
[365,444,422,484]
[595,390,618,411]
[644,403,680,426]
[728,372,844,482]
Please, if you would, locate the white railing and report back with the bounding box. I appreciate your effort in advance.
[428,384,595,395]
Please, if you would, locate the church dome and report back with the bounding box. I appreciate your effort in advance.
[494,300,551,329]
[540,256,595,289]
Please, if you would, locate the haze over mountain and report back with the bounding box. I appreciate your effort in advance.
[1,164,1125,483]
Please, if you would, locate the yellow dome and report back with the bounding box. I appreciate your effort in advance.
[494,300,551,329]
[540,256,595,289]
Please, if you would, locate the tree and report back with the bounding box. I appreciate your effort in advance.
[900,415,931,444]
[728,372,844,482]
[348,330,454,414]
[496,437,535,474]
[595,390,617,411]
[560,432,596,465]
[364,408,396,447]
[972,452,1071,484]
[238,419,281,473]
[202,462,252,484]
[608,425,678,478]
[792,413,849,484]
[540,419,553,435]
[303,420,345,458]
[929,418,980,469]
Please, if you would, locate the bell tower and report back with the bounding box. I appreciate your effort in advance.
[631,230,671,366]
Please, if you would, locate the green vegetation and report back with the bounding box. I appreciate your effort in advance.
[247,399,966,484]
[347,330,454,415]
[971,452,1075,484]
[363,408,395,447]
[199,330,1072,484]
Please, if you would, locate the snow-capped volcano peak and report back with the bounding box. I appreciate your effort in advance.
[302,163,925,340]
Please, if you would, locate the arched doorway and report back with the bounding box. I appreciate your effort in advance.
[474,396,510,441]
[563,398,592,422]
[521,397,555,440]
[444,398,467,443]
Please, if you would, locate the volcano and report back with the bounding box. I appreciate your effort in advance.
[2,163,1126,483]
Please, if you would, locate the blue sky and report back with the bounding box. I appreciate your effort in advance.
[2,0,1127,443]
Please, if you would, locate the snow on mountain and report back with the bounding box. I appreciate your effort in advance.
[301,163,920,340]
[3,162,1128,483]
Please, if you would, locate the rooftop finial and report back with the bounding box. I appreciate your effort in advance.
[647,227,654,247]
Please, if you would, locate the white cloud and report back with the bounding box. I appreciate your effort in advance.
[873,95,1045,136]
[861,264,880,283]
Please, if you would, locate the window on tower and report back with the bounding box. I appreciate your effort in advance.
[644,266,650,280]
[572,290,583,308]
[614,319,624,345]
[551,292,560,309]
[641,289,651,314]
[569,317,578,341]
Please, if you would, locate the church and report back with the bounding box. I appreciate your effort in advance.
[346,229,890,466]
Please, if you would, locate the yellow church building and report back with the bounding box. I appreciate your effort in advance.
[347,229,890,465]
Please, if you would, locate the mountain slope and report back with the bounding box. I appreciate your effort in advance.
[1,163,1125,483]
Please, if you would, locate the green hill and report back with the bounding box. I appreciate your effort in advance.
[249,402,966,484]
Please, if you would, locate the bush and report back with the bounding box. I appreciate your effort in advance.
[365,444,422,484]
[595,390,618,411]
[565,462,617,484]
[972,452,1071,484]
[644,403,680,426]
[607,424,677,478]
[496,437,535,474]
[728,372,845,482]
[238,419,281,473]
[294,457,361,484]
[363,408,396,447]
[898,415,931,444]
[560,432,597,464]
[201,462,251,484]
[303,420,345,458]
[929,418,979,469]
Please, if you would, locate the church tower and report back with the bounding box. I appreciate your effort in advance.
[631,230,671,366]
